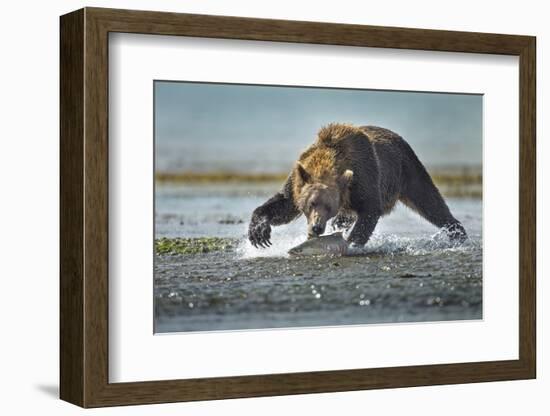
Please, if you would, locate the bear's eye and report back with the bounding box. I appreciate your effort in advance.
[310,201,317,209]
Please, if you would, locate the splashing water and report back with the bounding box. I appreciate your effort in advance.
[236,206,481,259]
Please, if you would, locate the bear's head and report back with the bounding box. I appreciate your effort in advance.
[294,162,353,239]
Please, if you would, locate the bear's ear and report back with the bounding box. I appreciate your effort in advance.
[338,169,354,189]
[295,162,312,184]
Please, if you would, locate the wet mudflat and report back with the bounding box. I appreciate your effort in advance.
[155,246,482,333]
[154,182,482,333]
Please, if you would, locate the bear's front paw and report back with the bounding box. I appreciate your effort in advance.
[248,217,272,248]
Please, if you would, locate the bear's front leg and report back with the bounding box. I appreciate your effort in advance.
[248,183,300,248]
[346,213,379,247]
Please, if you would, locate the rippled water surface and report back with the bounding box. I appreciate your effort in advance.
[155,183,482,333]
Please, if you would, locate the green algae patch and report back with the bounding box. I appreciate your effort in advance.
[155,237,236,255]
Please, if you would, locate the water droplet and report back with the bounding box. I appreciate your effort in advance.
[427,297,442,306]
[315,293,321,299]
[188,302,194,308]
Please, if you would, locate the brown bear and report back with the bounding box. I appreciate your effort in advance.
[248,123,467,248]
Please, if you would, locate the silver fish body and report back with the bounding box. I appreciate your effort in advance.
[288,232,350,257]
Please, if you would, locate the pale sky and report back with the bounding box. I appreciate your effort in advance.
[155,81,482,173]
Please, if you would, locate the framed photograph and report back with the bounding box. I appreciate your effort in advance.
[60,7,536,408]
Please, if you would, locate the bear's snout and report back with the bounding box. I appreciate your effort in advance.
[308,222,326,238]
[312,224,324,235]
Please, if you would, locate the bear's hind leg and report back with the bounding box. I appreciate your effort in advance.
[400,176,467,243]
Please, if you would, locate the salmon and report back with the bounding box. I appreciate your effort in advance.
[288,232,350,256]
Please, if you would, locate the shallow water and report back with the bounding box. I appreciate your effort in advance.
[154,183,482,333]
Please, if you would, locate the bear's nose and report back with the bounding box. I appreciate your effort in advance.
[312,224,323,235]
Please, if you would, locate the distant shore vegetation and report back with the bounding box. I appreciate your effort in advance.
[155,167,482,198]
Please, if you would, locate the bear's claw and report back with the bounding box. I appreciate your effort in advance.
[248,217,272,248]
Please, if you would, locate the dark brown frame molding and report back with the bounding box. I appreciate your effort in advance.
[60,7,536,408]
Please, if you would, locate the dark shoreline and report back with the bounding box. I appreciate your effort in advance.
[155,170,482,198]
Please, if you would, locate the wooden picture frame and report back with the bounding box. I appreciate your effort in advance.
[60,7,536,408]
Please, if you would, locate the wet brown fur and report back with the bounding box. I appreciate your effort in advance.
[291,123,362,208]
[248,123,467,247]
